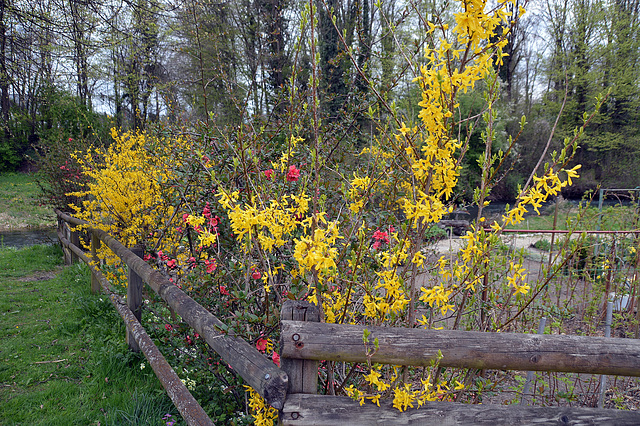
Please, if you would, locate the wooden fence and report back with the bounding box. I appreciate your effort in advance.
[55,210,640,425]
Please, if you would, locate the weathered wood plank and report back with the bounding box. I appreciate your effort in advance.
[281,321,640,377]
[281,394,640,425]
[127,246,144,352]
[281,301,320,394]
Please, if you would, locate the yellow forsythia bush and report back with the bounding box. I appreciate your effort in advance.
[66,0,600,422]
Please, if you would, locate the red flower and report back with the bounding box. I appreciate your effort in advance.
[167,259,177,269]
[256,338,268,352]
[219,285,229,296]
[165,324,173,331]
[286,165,300,182]
[68,137,73,142]
[203,202,211,218]
[372,229,389,243]
[263,169,274,180]
[251,268,262,280]
[205,259,217,273]
[272,351,281,367]
[182,213,189,223]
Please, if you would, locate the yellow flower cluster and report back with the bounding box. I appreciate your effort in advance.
[362,269,410,321]
[501,166,581,227]
[507,262,529,296]
[68,129,186,278]
[293,217,341,279]
[271,135,303,172]
[244,386,278,426]
[453,0,515,49]
[345,365,461,411]
[217,190,310,252]
[348,175,372,214]
[323,285,349,324]
[419,285,455,316]
[372,0,518,230]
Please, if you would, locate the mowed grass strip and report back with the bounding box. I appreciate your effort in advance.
[0,245,182,426]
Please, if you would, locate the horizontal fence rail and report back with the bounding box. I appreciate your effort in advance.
[493,228,640,234]
[281,321,640,377]
[281,394,640,426]
[55,210,289,416]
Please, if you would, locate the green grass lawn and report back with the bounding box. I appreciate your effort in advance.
[0,245,183,425]
[0,173,55,230]
[507,203,639,231]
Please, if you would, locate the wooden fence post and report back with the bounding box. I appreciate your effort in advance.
[69,226,80,264]
[280,300,320,394]
[127,246,144,352]
[58,217,71,265]
[90,232,101,294]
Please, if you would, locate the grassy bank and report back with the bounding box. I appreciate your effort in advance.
[0,173,55,230]
[506,202,639,231]
[0,245,183,425]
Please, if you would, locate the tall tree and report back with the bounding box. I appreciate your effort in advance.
[0,0,10,148]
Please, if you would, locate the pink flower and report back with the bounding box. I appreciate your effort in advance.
[219,285,229,296]
[68,138,73,142]
[256,338,268,352]
[286,165,300,182]
[263,169,274,180]
[203,203,211,218]
[251,269,262,280]
[373,230,389,243]
[167,259,177,269]
[165,324,173,331]
[205,259,217,273]
[272,351,280,367]
[182,213,189,223]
